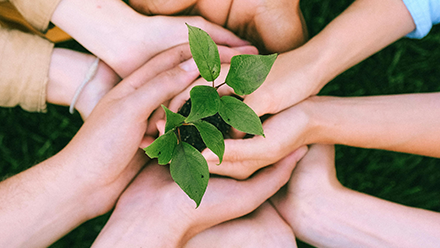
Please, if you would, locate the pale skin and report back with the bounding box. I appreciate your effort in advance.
[184,201,298,248]
[128,0,308,53]
[50,0,252,78]
[0,44,202,248]
[46,45,257,120]
[242,0,416,117]
[204,0,421,178]
[271,144,440,247]
[205,93,440,178]
[91,149,306,248]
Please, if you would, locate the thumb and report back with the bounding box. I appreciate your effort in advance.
[130,58,199,119]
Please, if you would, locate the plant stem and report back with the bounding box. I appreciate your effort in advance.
[215,82,226,89]
[176,127,182,144]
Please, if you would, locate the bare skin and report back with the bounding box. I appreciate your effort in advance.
[128,0,308,53]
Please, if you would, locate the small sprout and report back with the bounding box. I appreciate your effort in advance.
[144,24,277,207]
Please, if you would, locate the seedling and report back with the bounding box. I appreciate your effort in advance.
[144,24,277,207]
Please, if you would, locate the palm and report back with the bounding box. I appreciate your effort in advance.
[129,0,307,53]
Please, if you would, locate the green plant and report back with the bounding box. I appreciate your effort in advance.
[144,24,277,207]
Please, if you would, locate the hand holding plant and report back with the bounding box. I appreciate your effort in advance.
[144,24,277,207]
[92,151,303,248]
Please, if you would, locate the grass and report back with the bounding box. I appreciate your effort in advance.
[1,0,439,247]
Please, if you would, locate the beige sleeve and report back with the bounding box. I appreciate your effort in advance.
[8,0,62,32]
[0,27,54,112]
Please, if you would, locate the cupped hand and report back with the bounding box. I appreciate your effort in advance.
[143,45,258,139]
[185,201,297,248]
[91,149,305,247]
[128,0,308,54]
[110,15,253,77]
[59,44,200,187]
[204,99,313,179]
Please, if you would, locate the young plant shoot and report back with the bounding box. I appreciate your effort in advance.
[144,24,277,207]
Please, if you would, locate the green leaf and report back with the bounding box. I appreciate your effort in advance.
[186,23,221,82]
[162,105,186,133]
[218,96,264,136]
[193,120,225,164]
[144,130,178,165]
[170,142,209,208]
[185,85,220,123]
[225,54,278,95]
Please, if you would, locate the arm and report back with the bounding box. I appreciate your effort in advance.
[0,151,146,248]
[271,144,440,247]
[244,0,416,116]
[50,0,249,77]
[307,93,440,158]
[0,44,200,247]
[206,93,440,178]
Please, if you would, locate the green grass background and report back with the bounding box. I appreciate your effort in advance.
[1,0,439,247]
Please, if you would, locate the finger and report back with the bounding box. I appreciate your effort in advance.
[204,137,276,179]
[140,135,155,149]
[145,101,168,137]
[129,58,200,120]
[233,149,307,210]
[188,17,250,47]
[229,127,246,139]
[156,120,166,136]
[123,43,193,91]
[218,45,258,63]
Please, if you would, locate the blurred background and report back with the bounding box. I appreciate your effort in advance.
[0,0,439,247]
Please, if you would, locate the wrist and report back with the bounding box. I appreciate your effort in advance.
[297,96,327,145]
[276,183,348,246]
[47,48,120,119]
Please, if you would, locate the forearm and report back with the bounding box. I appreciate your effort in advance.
[0,150,145,247]
[292,0,415,90]
[306,93,440,157]
[51,0,144,77]
[0,156,96,247]
[293,186,440,247]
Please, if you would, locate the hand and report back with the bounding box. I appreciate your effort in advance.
[271,144,440,247]
[91,149,306,247]
[242,47,325,118]
[59,43,200,190]
[204,99,313,179]
[128,0,308,53]
[185,201,297,248]
[52,0,251,77]
[143,45,259,139]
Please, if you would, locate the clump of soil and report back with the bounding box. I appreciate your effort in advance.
[177,99,230,152]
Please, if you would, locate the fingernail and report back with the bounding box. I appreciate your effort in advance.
[179,58,198,72]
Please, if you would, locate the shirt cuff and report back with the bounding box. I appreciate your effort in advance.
[9,0,62,32]
[0,28,54,112]
[402,0,434,39]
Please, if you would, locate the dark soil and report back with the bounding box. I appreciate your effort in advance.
[177,99,230,152]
